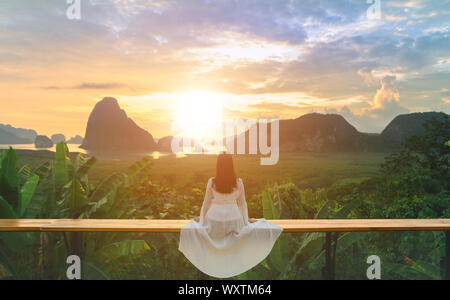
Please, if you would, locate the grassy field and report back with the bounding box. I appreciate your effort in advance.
[16,149,389,197]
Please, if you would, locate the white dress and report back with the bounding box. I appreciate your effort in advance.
[178,178,283,278]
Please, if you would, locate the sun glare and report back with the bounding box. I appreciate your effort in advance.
[174,92,224,141]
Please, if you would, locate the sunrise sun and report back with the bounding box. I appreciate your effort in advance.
[174,92,224,141]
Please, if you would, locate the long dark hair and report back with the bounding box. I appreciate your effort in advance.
[213,154,237,194]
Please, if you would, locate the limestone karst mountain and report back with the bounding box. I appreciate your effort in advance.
[233,113,380,153]
[80,97,158,152]
[380,112,448,149]
[234,112,448,153]
[157,136,174,153]
[277,113,370,152]
[34,135,53,148]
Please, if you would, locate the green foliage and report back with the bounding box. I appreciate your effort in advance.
[0,148,42,278]
[262,190,279,219]
[0,147,39,218]
[279,199,362,279]
[0,144,153,279]
[0,196,16,219]
[382,115,449,191]
[261,191,287,274]
[353,116,450,279]
[385,257,442,280]
[242,186,362,280]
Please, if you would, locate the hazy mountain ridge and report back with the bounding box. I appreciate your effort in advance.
[380,112,448,149]
[279,111,448,152]
[1,97,447,153]
[0,124,37,144]
[278,113,367,152]
[0,127,33,144]
[236,111,448,153]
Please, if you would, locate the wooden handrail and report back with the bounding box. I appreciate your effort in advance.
[1,219,449,232]
[1,218,449,280]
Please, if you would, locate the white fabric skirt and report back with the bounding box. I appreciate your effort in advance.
[178,203,283,278]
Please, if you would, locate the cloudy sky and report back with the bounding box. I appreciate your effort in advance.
[0,0,449,138]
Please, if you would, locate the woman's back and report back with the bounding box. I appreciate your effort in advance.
[178,154,283,278]
[211,177,241,204]
[203,177,247,225]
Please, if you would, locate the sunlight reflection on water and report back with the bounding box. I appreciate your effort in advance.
[0,144,169,160]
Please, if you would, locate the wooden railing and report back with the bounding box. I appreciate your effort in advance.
[1,219,450,232]
[1,218,449,280]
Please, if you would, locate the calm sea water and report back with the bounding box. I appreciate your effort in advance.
[0,144,87,153]
[0,144,225,160]
[0,144,172,160]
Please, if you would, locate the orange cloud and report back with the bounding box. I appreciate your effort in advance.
[371,76,400,110]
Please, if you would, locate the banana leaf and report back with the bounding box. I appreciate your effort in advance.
[88,157,152,216]
[0,148,19,190]
[34,161,53,180]
[314,200,331,219]
[0,196,37,252]
[403,257,442,280]
[75,155,96,179]
[97,240,150,261]
[54,142,71,192]
[307,232,366,271]
[18,174,39,217]
[261,191,287,273]
[18,165,32,185]
[82,260,112,280]
[262,190,278,219]
[332,199,361,219]
[0,195,17,218]
[63,177,88,215]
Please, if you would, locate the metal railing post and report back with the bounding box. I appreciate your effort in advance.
[445,231,450,280]
[325,232,332,280]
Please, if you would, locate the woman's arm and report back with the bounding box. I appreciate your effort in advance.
[237,179,249,225]
[198,178,214,225]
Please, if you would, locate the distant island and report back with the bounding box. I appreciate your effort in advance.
[0,124,84,148]
[35,135,53,149]
[67,135,84,144]
[0,124,37,144]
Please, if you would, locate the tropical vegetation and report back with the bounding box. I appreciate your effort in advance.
[0,116,448,279]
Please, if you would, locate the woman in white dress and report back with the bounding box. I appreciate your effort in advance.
[178,154,283,278]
